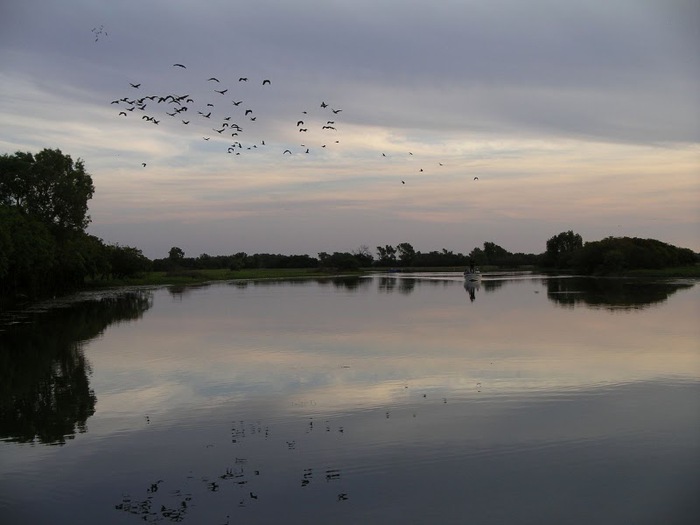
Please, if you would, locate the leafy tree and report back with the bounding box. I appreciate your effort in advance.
[483,241,511,266]
[468,246,487,266]
[544,230,583,268]
[0,206,56,296]
[169,246,185,261]
[109,245,151,278]
[318,252,359,270]
[0,148,94,232]
[572,236,695,274]
[376,245,397,266]
[396,242,416,266]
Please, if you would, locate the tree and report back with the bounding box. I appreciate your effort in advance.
[396,242,416,266]
[169,246,185,261]
[0,148,94,232]
[352,245,374,267]
[482,241,511,266]
[0,206,56,295]
[109,245,151,278]
[376,245,397,266]
[545,230,583,268]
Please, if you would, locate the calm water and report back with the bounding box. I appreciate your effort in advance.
[1,273,699,524]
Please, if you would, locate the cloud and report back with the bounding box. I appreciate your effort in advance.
[2,0,698,256]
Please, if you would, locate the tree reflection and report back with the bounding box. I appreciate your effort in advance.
[0,291,153,445]
[546,277,692,310]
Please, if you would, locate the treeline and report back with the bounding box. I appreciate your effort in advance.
[2,148,697,300]
[0,149,150,298]
[152,240,542,274]
[541,230,697,273]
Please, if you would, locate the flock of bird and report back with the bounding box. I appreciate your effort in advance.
[110,63,347,164]
[109,62,479,185]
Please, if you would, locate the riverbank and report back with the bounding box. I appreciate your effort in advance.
[84,267,366,288]
[85,264,700,289]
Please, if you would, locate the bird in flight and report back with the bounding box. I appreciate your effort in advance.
[173,64,186,68]
[129,83,141,88]
[474,177,479,180]
[239,77,248,82]
[215,89,228,95]
[208,77,220,82]
[91,25,107,42]
[141,162,147,167]
[262,79,271,85]
[283,149,292,154]
[232,100,243,106]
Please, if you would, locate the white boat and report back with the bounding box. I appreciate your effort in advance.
[464,269,482,281]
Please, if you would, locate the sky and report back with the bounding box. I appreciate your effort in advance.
[1,0,698,259]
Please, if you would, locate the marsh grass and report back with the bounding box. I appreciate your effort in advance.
[84,264,699,290]
[85,267,361,288]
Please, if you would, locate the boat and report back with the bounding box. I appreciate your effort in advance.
[464,269,482,281]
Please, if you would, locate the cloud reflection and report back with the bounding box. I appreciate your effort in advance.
[84,276,699,420]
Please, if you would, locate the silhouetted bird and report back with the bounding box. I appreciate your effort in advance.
[173,64,186,68]
[215,89,228,95]
[130,83,141,88]
[262,79,271,85]
[474,177,479,180]
[239,77,248,82]
[208,77,220,82]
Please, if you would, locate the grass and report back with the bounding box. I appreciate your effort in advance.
[84,264,700,290]
[85,267,365,288]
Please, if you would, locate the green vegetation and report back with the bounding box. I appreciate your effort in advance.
[85,267,354,288]
[0,149,149,299]
[2,148,698,301]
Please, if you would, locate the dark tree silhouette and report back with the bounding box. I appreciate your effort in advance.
[0,291,153,445]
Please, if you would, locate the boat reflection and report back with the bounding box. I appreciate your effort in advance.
[464,280,480,302]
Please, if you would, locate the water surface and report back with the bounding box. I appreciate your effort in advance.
[1,273,698,524]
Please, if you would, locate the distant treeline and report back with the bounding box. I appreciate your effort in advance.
[151,241,541,273]
[1,148,697,300]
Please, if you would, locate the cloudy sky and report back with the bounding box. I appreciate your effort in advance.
[1,0,698,259]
